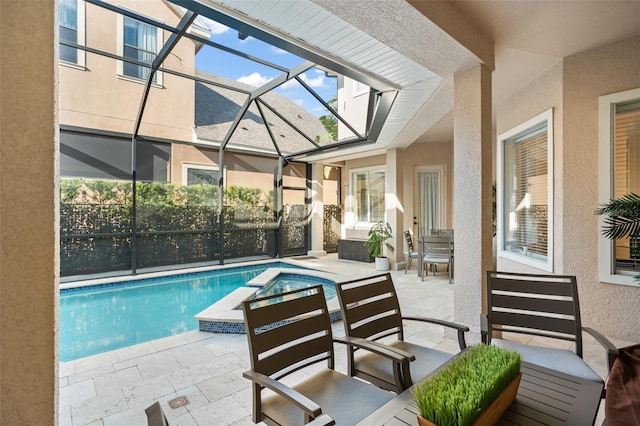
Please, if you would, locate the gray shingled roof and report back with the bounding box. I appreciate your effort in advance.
[194,70,332,155]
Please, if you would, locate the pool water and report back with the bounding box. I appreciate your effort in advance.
[59,263,302,361]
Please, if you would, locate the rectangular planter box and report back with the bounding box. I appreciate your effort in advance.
[417,372,522,426]
[337,239,374,262]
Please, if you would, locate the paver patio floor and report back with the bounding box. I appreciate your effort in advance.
[59,254,625,425]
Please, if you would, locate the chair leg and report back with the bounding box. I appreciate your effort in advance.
[405,256,411,273]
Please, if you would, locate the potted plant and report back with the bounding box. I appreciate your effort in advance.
[413,344,522,426]
[596,193,640,283]
[363,221,395,271]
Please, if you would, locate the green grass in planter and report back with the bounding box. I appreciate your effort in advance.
[412,344,521,426]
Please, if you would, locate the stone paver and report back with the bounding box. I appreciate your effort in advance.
[59,255,620,425]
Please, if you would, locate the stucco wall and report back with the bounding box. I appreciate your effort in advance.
[562,36,640,341]
[495,36,640,341]
[59,0,196,142]
[496,60,564,275]
[399,141,454,236]
[1,1,58,423]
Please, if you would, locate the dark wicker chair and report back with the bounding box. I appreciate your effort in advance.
[242,285,402,425]
[483,271,618,395]
[335,273,468,392]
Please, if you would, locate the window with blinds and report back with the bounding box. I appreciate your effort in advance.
[123,17,159,82]
[498,109,553,270]
[613,101,640,272]
[352,169,385,223]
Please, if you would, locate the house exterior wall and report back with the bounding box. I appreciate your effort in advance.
[399,141,454,237]
[171,144,307,204]
[496,36,640,341]
[59,0,196,142]
[1,1,58,423]
[337,76,370,138]
[496,60,564,275]
[562,35,640,342]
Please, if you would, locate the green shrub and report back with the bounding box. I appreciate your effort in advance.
[412,344,521,426]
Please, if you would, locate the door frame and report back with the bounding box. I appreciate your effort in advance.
[413,165,446,238]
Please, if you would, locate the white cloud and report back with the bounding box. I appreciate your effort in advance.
[199,17,230,35]
[237,72,273,87]
[299,72,324,88]
[280,79,301,90]
[292,99,304,107]
[279,73,324,89]
[271,47,288,55]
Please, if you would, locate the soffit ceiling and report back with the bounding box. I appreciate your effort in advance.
[178,0,640,159]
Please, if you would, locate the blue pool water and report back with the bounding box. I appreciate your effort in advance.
[59,262,306,361]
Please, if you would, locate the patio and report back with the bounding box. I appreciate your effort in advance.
[58,255,628,426]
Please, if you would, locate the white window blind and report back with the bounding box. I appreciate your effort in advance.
[59,0,78,63]
[123,17,158,82]
[499,108,552,271]
[613,101,640,269]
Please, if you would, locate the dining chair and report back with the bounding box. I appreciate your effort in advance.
[241,284,400,425]
[403,230,419,273]
[483,271,618,397]
[421,235,454,283]
[335,273,469,393]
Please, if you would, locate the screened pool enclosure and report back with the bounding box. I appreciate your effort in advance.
[59,0,397,277]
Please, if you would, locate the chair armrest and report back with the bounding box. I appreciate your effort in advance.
[480,314,490,344]
[242,370,322,419]
[582,326,620,372]
[335,335,415,391]
[334,335,416,362]
[402,316,469,349]
[307,414,335,426]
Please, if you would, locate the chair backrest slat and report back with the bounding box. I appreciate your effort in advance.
[491,294,576,316]
[251,314,330,355]
[404,230,414,251]
[344,296,399,327]
[491,275,574,297]
[492,311,578,336]
[243,285,334,378]
[486,271,583,356]
[336,273,404,342]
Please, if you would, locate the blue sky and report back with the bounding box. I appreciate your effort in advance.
[195,18,337,118]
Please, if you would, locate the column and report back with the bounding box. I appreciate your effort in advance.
[453,64,493,335]
[1,0,58,424]
[386,149,404,270]
[308,163,327,257]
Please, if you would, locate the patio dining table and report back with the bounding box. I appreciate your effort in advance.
[357,360,604,425]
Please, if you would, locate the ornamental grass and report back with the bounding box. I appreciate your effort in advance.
[412,344,521,426]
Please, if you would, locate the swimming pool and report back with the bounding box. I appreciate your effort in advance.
[59,262,309,361]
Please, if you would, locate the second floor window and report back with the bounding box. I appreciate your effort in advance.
[352,169,385,223]
[59,0,84,66]
[123,16,158,82]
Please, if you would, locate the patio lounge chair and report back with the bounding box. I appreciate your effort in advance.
[241,285,401,425]
[335,273,469,392]
[483,271,618,396]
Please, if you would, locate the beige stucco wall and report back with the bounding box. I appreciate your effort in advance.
[171,144,307,204]
[562,36,640,342]
[496,36,640,341]
[1,1,58,424]
[59,0,196,142]
[496,60,564,275]
[399,141,454,236]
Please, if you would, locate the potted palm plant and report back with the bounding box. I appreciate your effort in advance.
[363,221,395,271]
[596,193,640,283]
